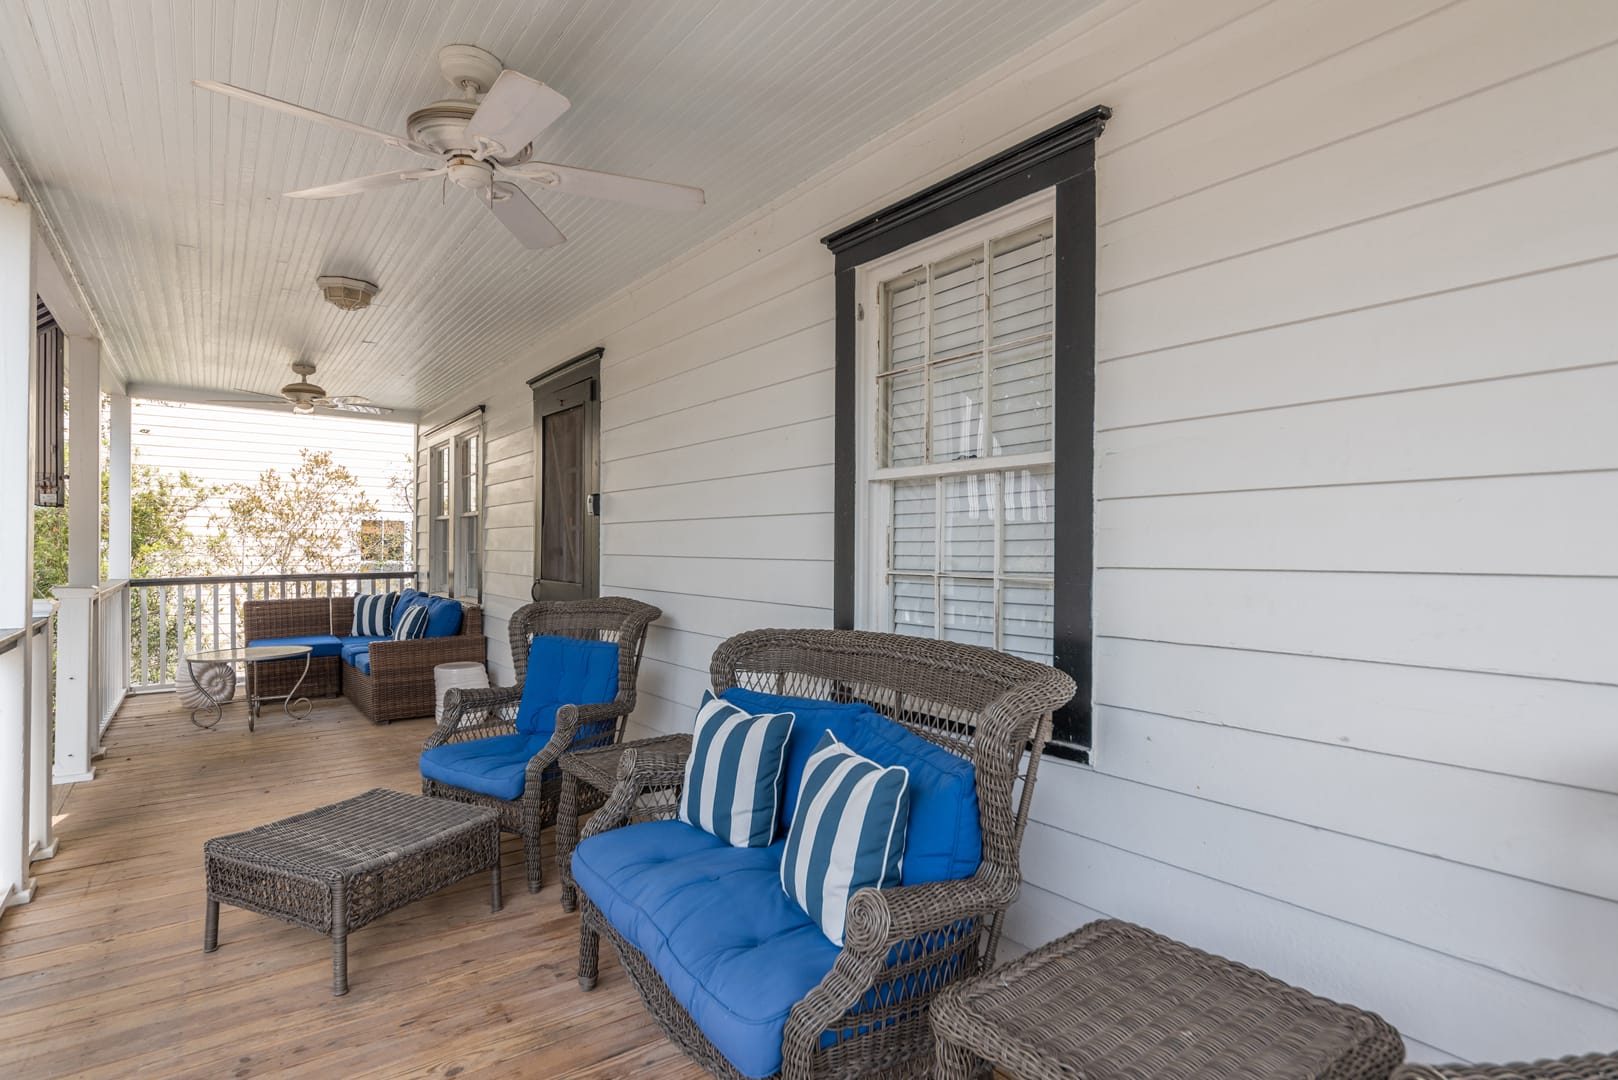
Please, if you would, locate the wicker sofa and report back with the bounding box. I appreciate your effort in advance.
[571,628,1076,1080]
[241,594,485,724]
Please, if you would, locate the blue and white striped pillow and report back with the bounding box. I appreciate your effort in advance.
[392,603,429,641]
[352,592,396,637]
[677,690,795,848]
[781,732,911,946]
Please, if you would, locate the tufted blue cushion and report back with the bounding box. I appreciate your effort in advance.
[423,595,464,638]
[721,688,981,885]
[418,731,555,801]
[246,633,343,658]
[516,636,619,736]
[572,819,839,1079]
[338,635,387,667]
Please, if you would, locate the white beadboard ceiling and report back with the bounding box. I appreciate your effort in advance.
[0,0,1097,413]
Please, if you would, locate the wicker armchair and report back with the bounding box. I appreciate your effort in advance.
[420,597,660,893]
[1395,1055,1618,1079]
[574,628,1076,1080]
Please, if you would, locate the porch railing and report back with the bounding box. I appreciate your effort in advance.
[1,602,57,917]
[128,571,418,691]
[52,580,126,782]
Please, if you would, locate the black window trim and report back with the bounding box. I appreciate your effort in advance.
[821,105,1109,761]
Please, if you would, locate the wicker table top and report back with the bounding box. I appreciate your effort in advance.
[932,919,1404,1080]
[205,788,499,878]
[560,733,692,792]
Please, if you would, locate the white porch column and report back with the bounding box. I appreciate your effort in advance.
[67,336,101,584]
[107,390,131,580]
[28,602,55,860]
[0,192,38,909]
[54,337,104,778]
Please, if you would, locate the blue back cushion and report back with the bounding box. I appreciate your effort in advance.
[423,596,464,638]
[721,687,981,885]
[516,635,620,736]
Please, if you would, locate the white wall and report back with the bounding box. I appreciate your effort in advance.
[417,0,1618,1060]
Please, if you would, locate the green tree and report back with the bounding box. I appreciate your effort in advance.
[33,453,212,598]
[209,449,379,574]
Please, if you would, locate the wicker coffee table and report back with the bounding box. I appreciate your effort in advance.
[204,788,502,995]
[932,919,1404,1079]
[555,733,691,912]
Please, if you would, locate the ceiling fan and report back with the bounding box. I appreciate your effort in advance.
[212,361,392,416]
[193,44,705,249]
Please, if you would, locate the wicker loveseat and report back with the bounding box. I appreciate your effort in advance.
[571,628,1076,1080]
[241,593,485,724]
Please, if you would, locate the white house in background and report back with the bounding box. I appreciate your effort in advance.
[130,398,416,544]
[0,0,1615,1070]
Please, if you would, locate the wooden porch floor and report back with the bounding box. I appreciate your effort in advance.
[0,692,708,1079]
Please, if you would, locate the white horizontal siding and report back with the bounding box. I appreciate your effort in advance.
[415,0,1618,1061]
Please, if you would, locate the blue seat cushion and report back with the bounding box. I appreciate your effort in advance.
[516,636,619,736]
[338,635,387,666]
[347,649,372,675]
[423,595,464,638]
[722,688,981,885]
[246,634,342,659]
[419,732,554,801]
[573,820,838,1079]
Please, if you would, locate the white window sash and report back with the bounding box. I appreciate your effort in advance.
[853,191,1057,645]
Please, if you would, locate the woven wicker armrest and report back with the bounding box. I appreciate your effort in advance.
[423,685,523,748]
[369,634,486,678]
[840,875,1012,958]
[579,748,688,842]
[520,699,637,782]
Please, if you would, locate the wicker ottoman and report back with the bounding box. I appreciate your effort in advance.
[203,788,502,995]
[932,919,1404,1080]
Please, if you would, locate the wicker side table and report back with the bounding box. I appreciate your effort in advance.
[932,919,1404,1080]
[1394,1055,1618,1079]
[555,733,691,912]
[204,788,502,995]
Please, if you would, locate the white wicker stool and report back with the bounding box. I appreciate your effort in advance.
[434,661,490,723]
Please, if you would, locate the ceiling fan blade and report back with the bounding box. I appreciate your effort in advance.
[286,167,445,200]
[319,395,373,406]
[464,70,570,159]
[497,160,704,212]
[328,402,393,415]
[485,181,565,249]
[224,388,288,401]
[192,80,439,158]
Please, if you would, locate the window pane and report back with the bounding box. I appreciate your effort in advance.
[459,434,480,514]
[882,368,926,468]
[929,357,984,463]
[891,577,936,637]
[941,473,994,574]
[930,250,984,358]
[990,340,1053,456]
[940,578,995,648]
[990,224,1054,346]
[1001,583,1053,662]
[541,405,585,585]
[891,479,936,573]
[1003,467,1055,575]
[884,273,927,372]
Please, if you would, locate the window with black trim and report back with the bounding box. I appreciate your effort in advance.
[822,107,1108,760]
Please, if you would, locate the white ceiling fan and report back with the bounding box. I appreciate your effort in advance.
[193,45,704,249]
[212,361,392,416]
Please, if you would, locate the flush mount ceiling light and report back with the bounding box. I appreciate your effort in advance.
[316,275,379,311]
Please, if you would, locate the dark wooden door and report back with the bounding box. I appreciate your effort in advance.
[532,361,599,601]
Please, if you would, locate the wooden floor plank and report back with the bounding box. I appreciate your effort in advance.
[0,692,709,1079]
